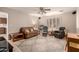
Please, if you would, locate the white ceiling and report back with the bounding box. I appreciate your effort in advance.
[8,7,77,14]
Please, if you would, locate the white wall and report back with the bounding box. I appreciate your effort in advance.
[0,8,32,33]
[0,7,76,33]
[61,12,76,33]
[33,12,76,33]
[76,8,79,33]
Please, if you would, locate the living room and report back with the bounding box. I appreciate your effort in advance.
[0,7,78,52]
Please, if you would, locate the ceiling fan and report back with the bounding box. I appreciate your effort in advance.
[30,7,62,17]
[39,7,51,14]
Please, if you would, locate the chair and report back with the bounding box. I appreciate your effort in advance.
[53,27,65,39]
[42,26,48,37]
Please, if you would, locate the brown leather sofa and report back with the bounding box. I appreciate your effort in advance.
[20,27,39,39]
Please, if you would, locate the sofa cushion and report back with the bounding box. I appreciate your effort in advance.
[30,28,34,32]
[25,29,30,34]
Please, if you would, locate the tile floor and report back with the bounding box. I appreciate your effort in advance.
[13,35,66,52]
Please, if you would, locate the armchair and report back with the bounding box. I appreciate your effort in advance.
[53,27,65,39]
[42,26,48,37]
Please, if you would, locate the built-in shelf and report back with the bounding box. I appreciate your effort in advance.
[0,12,8,52]
[0,12,8,35]
[0,11,8,36]
[0,24,7,27]
[0,18,7,24]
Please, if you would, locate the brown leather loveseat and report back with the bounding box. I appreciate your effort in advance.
[20,27,39,39]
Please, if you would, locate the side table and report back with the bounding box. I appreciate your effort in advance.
[48,31,53,36]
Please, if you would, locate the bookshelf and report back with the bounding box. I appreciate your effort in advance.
[0,12,8,35]
[0,11,8,52]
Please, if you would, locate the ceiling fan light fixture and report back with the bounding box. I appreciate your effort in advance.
[29,13,44,17]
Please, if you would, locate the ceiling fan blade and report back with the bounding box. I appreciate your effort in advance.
[39,7,51,14]
[40,7,43,11]
[44,9,51,11]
